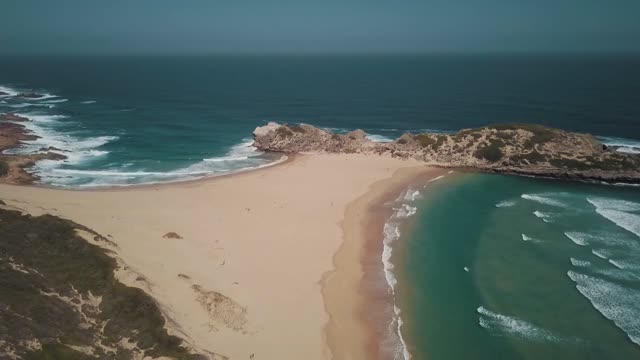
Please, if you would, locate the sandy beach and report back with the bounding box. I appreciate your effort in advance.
[0,153,444,360]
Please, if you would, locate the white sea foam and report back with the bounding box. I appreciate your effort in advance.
[47,137,286,187]
[80,100,97,104]
[0,85,19,97]
[30,92,58,101]
[477,306,566,343]
[464,266,470,272]
[567,271,640,346]
[203,156,250,162]
[587,197,640,212]
[598,136,640,154]
[428,175,445,182]
[521,193,567,208]
[5,113,116,157]
[593,208,640,239]
[570,258,591,267]
[382,222,400,291]
[402,188,422,202]
[521,234,539,242]
[395,306,412,360]
[395,204,417,218]
[533,211,552,223]
[40,98,68,104]
[591,249,609,260]
[496,200,516,208]
[608,259,625,270]
[379,184,429,360]
[366,134,394,143]
[564,232,589,246]
[7,103,55,109]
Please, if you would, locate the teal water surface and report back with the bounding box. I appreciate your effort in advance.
[1,54,640,186]
[400,174,640,359]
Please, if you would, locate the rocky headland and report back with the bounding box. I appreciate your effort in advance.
[253,122,640,183]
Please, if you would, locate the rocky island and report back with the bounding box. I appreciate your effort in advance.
[253,122,640,183]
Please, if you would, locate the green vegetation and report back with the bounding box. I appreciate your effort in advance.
[415,134,435,147]
[0,160,8,177]
[456,129,482,140]
[0,209,204,359]
[474,139,505,162]
[548,154,639,172]
[397,138,408,145]
[25,343,93,360]
[415,134,448,150]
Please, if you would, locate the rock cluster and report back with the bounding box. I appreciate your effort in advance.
[0,114,67,184]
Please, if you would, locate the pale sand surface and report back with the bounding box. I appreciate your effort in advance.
[323,165,448,360]
[0,153,436,360]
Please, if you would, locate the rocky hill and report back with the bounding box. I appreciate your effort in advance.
[253,122,640,183]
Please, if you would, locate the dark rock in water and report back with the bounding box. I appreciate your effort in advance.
[0,91,8,96]
[44,152,68,161]
[17,92,44,99]
[0,113,29,122]
[0,200,5,205]
[253,122,640,183]
[38,146,65,153]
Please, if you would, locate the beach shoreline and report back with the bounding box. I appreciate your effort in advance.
[323,165,449,360]
[0,153,437,360]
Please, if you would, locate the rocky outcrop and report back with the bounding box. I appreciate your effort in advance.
[253,122,640,183]
[0,113,29,122]
[0,122,37,152]
[253,122,378,154]
[0,114,67,184]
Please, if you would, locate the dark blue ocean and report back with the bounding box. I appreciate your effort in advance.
[1,54,640,186]
[2,55,640,360]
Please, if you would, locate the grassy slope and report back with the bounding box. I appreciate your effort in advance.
[0,208,205,360]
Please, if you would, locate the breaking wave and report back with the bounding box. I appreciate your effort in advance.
[378,178,434,360]
[533,211,553,223]
[366,134,394,143]
[477,306,572,343]
[521,193,568,208]
[567,271,640,346]
[592,208,640,239]
[496,200,517,208]
[598,136,640,154]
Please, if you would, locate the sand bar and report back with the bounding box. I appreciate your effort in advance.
[0,153,440,360]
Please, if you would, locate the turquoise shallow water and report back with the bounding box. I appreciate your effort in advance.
[398,174,640,359]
